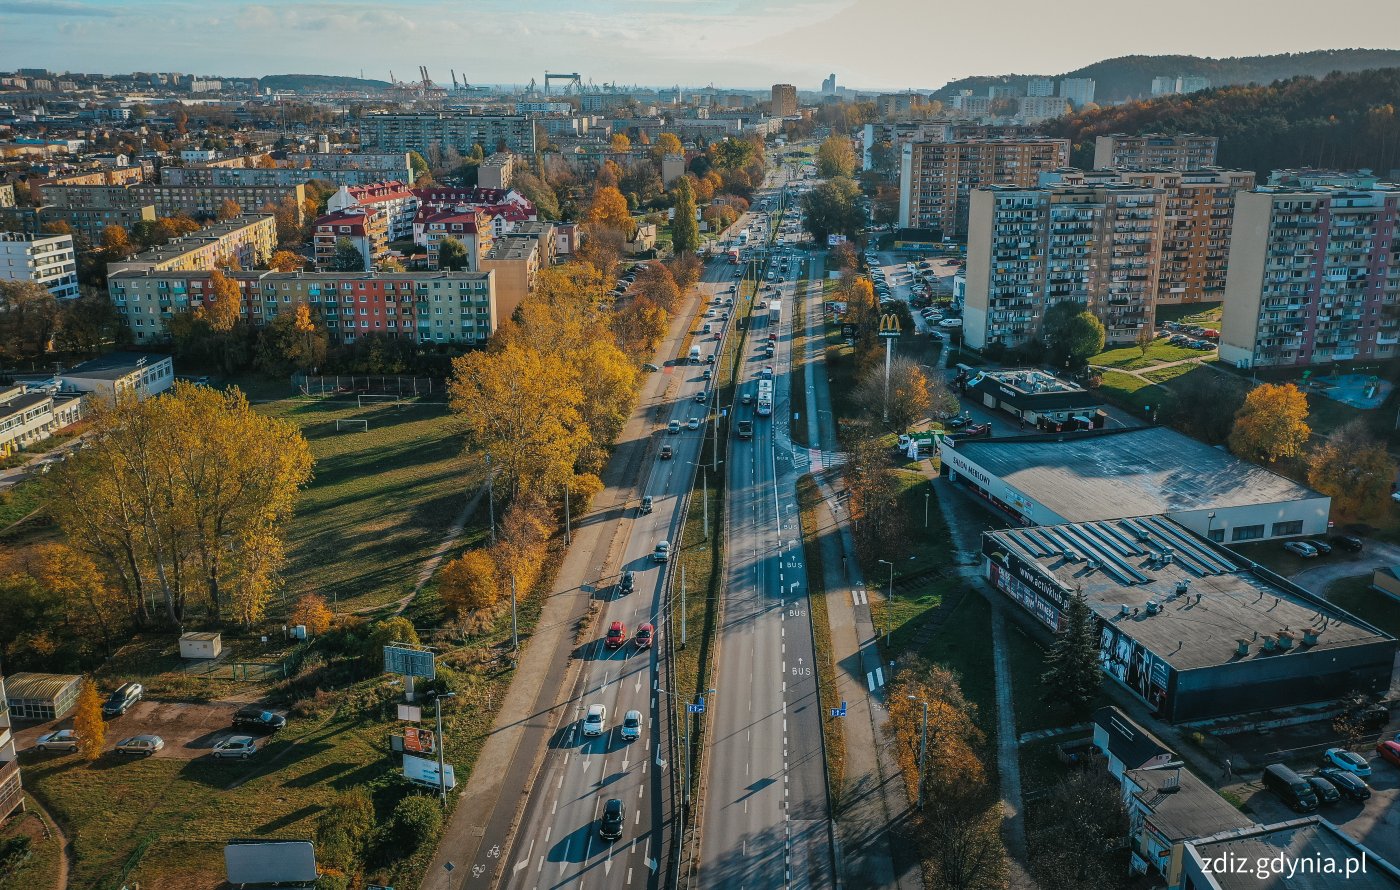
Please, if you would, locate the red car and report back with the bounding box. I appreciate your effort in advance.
[634,623,655,650]
[1377,740,1400,768]
[959,423,992,439]
[605,621,626,649]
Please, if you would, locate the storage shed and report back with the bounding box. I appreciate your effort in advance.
[179,631,222,660]
[4,672,82,721]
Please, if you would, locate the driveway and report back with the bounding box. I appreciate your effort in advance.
[1293,541,1400,594]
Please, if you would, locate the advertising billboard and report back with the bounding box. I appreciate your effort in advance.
[403,753,455,790]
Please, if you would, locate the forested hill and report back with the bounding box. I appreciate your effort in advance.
[932,49,1400,102]
[260,74,391,92]
[1039,68,1400,178]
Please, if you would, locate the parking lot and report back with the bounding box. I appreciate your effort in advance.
[14,697,278,760]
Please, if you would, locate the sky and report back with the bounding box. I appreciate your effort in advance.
[2,0,1400,91]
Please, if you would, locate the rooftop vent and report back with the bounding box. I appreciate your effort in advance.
[1236,639,1249,656]
[1145,600,1161,616]
[1302,628,1320,646]
[1276,631,1294,650]
[1085,558,1100,571]
[1119,604,1132,618]
[1262,636,1278,652]
[1062,548,1079,562]
[1162,769,1181,793]
[1175,580,1191,595]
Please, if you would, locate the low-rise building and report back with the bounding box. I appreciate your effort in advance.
[312,207,389,272]
[983,517,1395,722]
[0,231,79,299]
[107,214,277,274]
[1177,818,1400,890]
[957,368,1103,429]
[0,383,83,457]
[479,236,539,320]
[59,352,174,404]
[4,672,82,721]
[0,673,21,819]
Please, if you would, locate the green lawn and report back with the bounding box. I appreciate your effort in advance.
[1155,301,1223,326]
[0,476,48,534]
[256,398,479,615]
[1092,339,1209,371]
[1143,362,1200,385]
[0,800,63,890]
[920,593,997,729]
[1327,574,1400,638]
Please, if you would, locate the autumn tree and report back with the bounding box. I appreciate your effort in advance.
[612,296,669,354]
[670,176,701,255]
[1041,588,1101,720]
[73,677,105,761]
[1027,771,1129,890]
[1042,301,1105,369]
[439,550,499,617]
[203,268,242,331]
[1228,382,1311,463]
[1135,326,1154,358]
[437,237,470,271]
[1307,421,1397,518]
[100,224,134,259]
[610,133,632,153]
[853,355,956,431]
[816,134,857,178]
[585,185,637,240]
[800,176,864,246]
[18,543,124,659]
[655,132,684,157]
[49,383,313,626]
[1163,369,1248,444]
[847,434,908,561]
[633,263,682,313]
[216,198,242,220]
[289,593,334,635]
[270,249,305,272]
[0,281,59,363]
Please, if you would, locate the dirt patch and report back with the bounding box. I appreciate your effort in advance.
[12,698,281,761]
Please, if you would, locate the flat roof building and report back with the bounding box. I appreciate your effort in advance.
[59,352,174,404]
[983,517,1395,721]
[959,368,1104,429]
[359,113,536,157]
[898,138,1071,239]
[4,672,82,722]
[941,426,1331,541]
[106,214,278,274]
[1092,134,1219,172]
[0,231,79,300]
[1179,818,1400,889]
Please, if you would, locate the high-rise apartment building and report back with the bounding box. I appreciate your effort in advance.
[0,672,21,820]
[1093,134,1219,171]
[964,183,1165,350]
[106,215,278,275]
[40,182,306,224]
[822,73,837,95]
[359,113,537,156]
[897,138,1071,238]
[1220,184,1400,368]
[771,83,798,117]
[1059,78,1096,107]
[0,232,79,299]
[1026,77,1056,97]
[1055,167,1256,304]
[1152,75,1211,97]
[110,269,498,346]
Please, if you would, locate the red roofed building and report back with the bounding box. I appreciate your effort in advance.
[327,181,419,241]
[313,206,389,271]
[419,205,495,270]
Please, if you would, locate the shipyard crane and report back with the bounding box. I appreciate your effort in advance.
[544,71,582,95]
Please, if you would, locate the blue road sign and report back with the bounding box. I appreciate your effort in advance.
[687,703,705,714]
[830,700,848,718]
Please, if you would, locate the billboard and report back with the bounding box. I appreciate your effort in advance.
[826,234,848,246]
[224,840,317,887]
[403,753,455,790]
[403,727,436,754]
[383,646,436,679]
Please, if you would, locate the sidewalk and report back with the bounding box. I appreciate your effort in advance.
[420,286,703,889]
[798,256,922,890]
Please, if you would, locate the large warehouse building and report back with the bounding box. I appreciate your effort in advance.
[940,426,1330,543]
[982,517,1395,721]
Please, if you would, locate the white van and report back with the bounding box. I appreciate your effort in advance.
[688,346,702,363]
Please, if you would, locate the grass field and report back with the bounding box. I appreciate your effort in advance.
[795,475,846,803]
[0,800,63,890]
[1155,301,1223,326]
[256,397,480,615]
[1091,340,1209,371]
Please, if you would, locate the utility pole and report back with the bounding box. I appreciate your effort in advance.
[510,574,518,651]
[701,467,708,540]
[563,481,571,546]
[680,564,687,648]
[435,692,456,808]
[924,489,930,528]
[879,558,894,603]
[486,452,495,546]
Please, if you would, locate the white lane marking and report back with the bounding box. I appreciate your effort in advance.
[545,825,552,843]
[867,671,876,692]
[875,666,885,687]
[551,799,557,815]
[852,589,867,606]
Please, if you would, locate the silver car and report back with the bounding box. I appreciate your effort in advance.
[212,736,259,759]
[114,735,164,757]
[35,729,80,753]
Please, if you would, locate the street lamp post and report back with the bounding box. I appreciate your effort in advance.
[435,691,457,808]
[510,573,518,651]
[878,558,894,602]
[924,489,930,528]
[563,481,571,546]
[485,452,495,547]
[907,694,928,809]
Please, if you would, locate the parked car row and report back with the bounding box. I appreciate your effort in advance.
[1283,535,1364,558]
[1265,740,1400,812]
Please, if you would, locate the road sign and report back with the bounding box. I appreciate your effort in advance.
[384,645,436,679]
[687,703,705,714]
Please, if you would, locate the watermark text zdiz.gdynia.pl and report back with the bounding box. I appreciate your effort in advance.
[1202,852,1369,881]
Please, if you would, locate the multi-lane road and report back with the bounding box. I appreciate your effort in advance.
[698,166,835,889]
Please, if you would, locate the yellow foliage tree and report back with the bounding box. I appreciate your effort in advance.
[216,198,242,220]
[1307,421,1397,519]
[438,550,499,617]
[24,543,124,658]
[200,268,243,332]
[1228,383,1311,463]
[585,186,636,240]
[610,133,631,153]
[290,593,334,635]
[73,677,105,761]
[270,249,305,272]
[656,133,684,157]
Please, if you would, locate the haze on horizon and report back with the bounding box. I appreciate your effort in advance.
[1,0,1399,91]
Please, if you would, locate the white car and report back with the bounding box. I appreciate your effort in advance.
[212,736,259,759]
[939,318,963,329]
[35,729,80,753]
[583,704,607,737]
[620,710,643,742]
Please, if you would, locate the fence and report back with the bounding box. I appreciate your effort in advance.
[292,374,446,398]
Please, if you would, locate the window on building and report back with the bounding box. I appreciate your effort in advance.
[1231,524,1265,542]
[1271,521,1304,537]
[1207,529,1224,543]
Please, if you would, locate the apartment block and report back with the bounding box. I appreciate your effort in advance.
[897,138,1071,238]
[41,182,305,224]
[1092,134,1218,171]
[771,83,798,117]
[1018,96,1070,124]
[0,382,83,457]
[0,672,21,820]
[1220,184,1400,368]
[0,231,79,299]
[420,206,495,270]
[477,152,515,190]
[161,153,413,187]
[110,269,498,346]
[1026,77,1056,97]
[39,203,157,243]
[359,113,537,156]
[0,183,14,208]
[326,182,418,241]
[313,207,389,271]
[479,236,541,321]
[107,214,278,274]
[964,183,1165,350]
[1058,167,1256,303]
[39,166,146,189]
[1058,78,1096,107]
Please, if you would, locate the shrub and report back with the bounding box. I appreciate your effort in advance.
[382,795,442,854]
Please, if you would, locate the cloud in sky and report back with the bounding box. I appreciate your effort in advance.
[0,0,1397,89]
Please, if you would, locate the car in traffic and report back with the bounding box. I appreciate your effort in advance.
[212,736,259,759]
[619,710,643,742]
[605,621,627,649]
[599,798,625,841]
[639,496,653,514]
[653,541,670,563]
[634,623,654,650]
[232,706,286,732]
[619,571,636,596]
[114,735,164,757]
[35,729,80,753]
[695,390,707,403]
[1323,747,1371,776]
[1283,541,1318,558]
[687,417,701,430]
[1317,767,1371,800]
[1375,739,1400,768]
[583,704,607,737]
[659,444,673,460]
[668,420,681,434]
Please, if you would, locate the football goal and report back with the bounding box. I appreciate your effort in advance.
[357,393,403,408]
[335,419,369,432]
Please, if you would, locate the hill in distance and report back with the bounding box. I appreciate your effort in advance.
[260,74,392,93]
[931,48,1400,101]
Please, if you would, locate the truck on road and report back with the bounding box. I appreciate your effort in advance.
[769,300,782,324]
[688,345,702,363]
[736,419,753,440]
